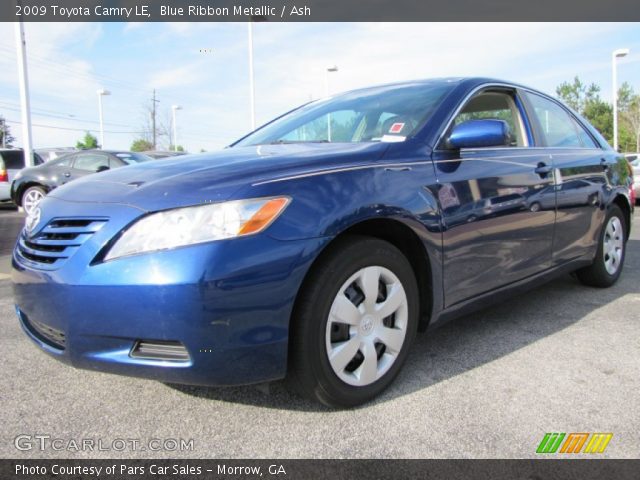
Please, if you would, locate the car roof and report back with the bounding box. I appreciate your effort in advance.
[332,77,548,99]
[76,150,137,155]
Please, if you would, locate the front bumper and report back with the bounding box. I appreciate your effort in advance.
[12,196,327,386]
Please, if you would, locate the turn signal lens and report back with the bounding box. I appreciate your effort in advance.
[238,197,290,235]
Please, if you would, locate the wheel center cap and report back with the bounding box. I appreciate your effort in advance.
[360,315,375,335]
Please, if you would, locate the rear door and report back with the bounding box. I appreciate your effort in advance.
[523,91,608,264]
[68,152,111,181]
[432,87,556,306]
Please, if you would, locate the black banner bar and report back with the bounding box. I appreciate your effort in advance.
[2,0,640,22]
[1,459,639,480]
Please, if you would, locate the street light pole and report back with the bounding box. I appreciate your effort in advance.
[325,66,338,141]
[14,17,33,166]
[612,48,629,152]
[97,89,111,149]
[172,105,182,152]
[248,22,256,131]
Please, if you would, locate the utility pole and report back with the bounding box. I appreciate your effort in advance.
[151,89,159,149]
[248,22,256,131]
[14,13,34,166]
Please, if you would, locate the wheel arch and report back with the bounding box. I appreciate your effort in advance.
[14,182,47,207]
[611,192,632,240]
[292,217,434,333]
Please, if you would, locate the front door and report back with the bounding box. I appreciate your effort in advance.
[433,88,556,307]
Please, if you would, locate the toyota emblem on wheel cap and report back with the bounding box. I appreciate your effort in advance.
[25,207,41,235]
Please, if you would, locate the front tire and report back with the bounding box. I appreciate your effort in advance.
[288,235,419,407]
[576,204,627,288]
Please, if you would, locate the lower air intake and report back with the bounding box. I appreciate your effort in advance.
[130,340,190,362]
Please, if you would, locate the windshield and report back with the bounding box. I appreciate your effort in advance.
[234,81,455,147]
[114,152,153,164]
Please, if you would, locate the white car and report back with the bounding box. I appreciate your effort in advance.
[0,149,44,203]
[625,153,639,204]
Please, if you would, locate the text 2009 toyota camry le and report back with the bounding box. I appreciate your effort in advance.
[12,78,633,407]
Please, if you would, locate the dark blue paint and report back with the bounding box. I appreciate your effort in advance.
[447,119,510,149]
[12,78,633,386]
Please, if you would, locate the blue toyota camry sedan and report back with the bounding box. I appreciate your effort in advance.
[13,78,633,407]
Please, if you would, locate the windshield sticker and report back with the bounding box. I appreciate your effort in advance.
[381,135,406,143]
[389,122,405,134]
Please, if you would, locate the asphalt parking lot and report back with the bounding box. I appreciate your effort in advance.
[0,206,638,459]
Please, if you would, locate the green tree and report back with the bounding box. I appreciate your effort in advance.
[0,116,16,147]
[556,77,614,145]
[130,139,153,152]
[168,145,185,152]
[618,82,640,152]
[555,77,601,113]
[76,132,99,150]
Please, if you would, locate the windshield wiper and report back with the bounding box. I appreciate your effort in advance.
[265,140,330,145]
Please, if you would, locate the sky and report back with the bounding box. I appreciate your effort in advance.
[0,22,639,152]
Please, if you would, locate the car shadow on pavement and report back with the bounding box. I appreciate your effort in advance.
[171,238,639,411]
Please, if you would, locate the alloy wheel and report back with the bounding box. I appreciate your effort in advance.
[23,189,44,215]
[603,216,624,275]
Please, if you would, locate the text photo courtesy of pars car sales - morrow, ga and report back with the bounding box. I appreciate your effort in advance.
[0,1,639,479]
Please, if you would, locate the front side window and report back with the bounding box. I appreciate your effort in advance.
[233,81,456,147]
[449,90,528,147]
[526,92,597,148]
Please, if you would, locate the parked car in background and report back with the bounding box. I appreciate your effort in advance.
[625,153,639,204]
[12,78,633,407]
[143,150,188,159]
[35,147,79,162]
[11,150,152,214]
[0,149,44,203]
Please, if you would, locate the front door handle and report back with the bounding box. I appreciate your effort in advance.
[535,163,552,177]
[63,172,71,177]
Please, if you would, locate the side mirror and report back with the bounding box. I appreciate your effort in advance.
[447,119,511,149]
[96,166,110,173]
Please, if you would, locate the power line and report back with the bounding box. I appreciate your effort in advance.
[4,118,146,134]
[0,103,139,129]
[0,43,150,95]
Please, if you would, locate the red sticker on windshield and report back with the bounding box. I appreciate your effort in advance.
[389,122,405,134]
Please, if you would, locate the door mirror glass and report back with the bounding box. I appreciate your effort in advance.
[96,165,110,173]
[447,119,510,149]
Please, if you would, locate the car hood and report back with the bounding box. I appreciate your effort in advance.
[47,143,389,211]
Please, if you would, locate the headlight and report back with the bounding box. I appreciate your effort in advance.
[104,197,290,261]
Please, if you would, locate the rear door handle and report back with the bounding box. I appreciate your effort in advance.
[600,158,609,172]
[535,163,552,176]
[63,172,71,177]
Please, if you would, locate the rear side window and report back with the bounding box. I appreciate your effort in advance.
[74,153,110,172]
[0,151,25,169]
[526,92,597,148]
[55,155,74,167]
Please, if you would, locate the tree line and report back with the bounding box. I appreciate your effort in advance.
[556,76,640,152]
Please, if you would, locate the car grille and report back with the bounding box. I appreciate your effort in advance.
[16,218,107,270]
[18,309,66,350]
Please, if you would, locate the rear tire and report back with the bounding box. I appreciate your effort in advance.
[576,204,627,288]
[21,186,46,216]
[288,235,419,407]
